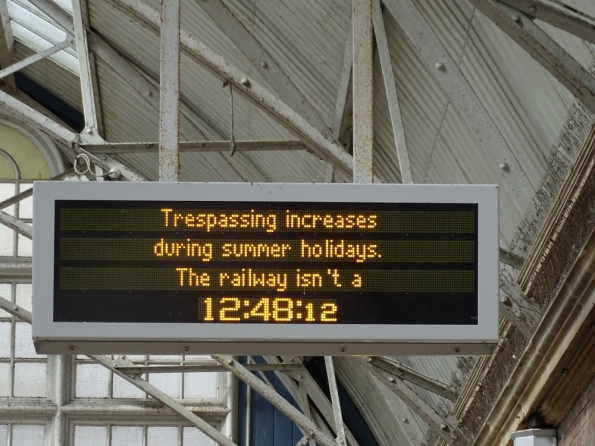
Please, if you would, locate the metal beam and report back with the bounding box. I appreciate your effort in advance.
[372,0,413,184]
[383,0,533,213]
[213,356,337,446]
[0,89,145,181]
[263,356,359,446]
[0,257,31,278]
[0,40,70,80]
[497,0,595,45]
[352,0,374,184]
[0,295,32,322]
[158,0,180,182]
[81,140,306,154]
[370,356,458,401]
[105,0,353,177]
[469,0,595,115]
[359,357,457,444]
[0,169,74,209]
[198,0,333,141]
[72,0,101,136]
[0,0,15,91]
[0,209,32,239]
[499,247,524,269]
[115,362,304,374]
[325,356,347,446]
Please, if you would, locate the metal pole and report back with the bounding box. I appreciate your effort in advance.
[352,0,374,184]
[324,356,347,446]
[159,0,181,182]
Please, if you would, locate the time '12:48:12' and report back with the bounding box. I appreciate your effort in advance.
[200,297,338,323]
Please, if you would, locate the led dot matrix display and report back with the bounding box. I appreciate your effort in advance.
[54,200,479,325]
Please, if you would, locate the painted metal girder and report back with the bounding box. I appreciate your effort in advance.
[469,0,595,116]
[497,0,595,45]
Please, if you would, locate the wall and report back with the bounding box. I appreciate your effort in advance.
[558,374,595,446]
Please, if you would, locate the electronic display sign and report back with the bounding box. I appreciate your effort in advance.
[33,182,498,355]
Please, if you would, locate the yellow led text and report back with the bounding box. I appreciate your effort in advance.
[222,243,291,258]
[161,208,277,233]
[175,268,210,286]
[296,269,323,287]
[285,211,377,229]
[300,239,380,263]
[154,239,213,261]
[219,269,288,292]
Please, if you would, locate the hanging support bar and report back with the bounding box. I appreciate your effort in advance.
[0,40,69,80]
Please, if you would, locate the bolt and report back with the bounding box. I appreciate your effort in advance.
[227,359,234,366]
[260,61,268,68]
[13,306,18,311]
[500,162,509,171]
[454,348,460,353]
[529,5,537,13]
[340,347,346,353]
[402,417,408,423]
[146,91,153,97]
[367,357,373,363]
[240,77,250,87]
[435,62,446,71]
[102,155,108,161]
[130,374,136,379]
[389,377,396,383]
[86,128,94,135]
[108,167,122,179]
[512,15,521,23]
[69,346,75,351]
[184,347,190,352]
[297,375,303,380]
[500,295,511,305]
[440,423,448,430]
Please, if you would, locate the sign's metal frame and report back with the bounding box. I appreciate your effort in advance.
[33,182,498,355]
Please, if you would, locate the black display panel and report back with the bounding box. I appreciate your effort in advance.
[54,200,478,325]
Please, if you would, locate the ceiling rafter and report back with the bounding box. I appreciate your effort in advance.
[104,0,353,178]
[497,0,595,45]
[80,140,307,154]
[0,89,145,181]
[372,0,413,184]
[0,0,16,91]
[469,0,595,116]
[383,0,533,213]
[360,357,458,444]
[326,13,354,183]
[0,39,69,79]
[72,0,103,138]
[272,356,360,446]
[158,0,180,182]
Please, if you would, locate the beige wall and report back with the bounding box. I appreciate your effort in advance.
[558,375,595,446]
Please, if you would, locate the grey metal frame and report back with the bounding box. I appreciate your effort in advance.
[33,181,498,356]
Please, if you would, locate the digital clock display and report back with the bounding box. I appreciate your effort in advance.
[53,199,478,325]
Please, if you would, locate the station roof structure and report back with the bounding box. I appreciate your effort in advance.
[1,0,595,445]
